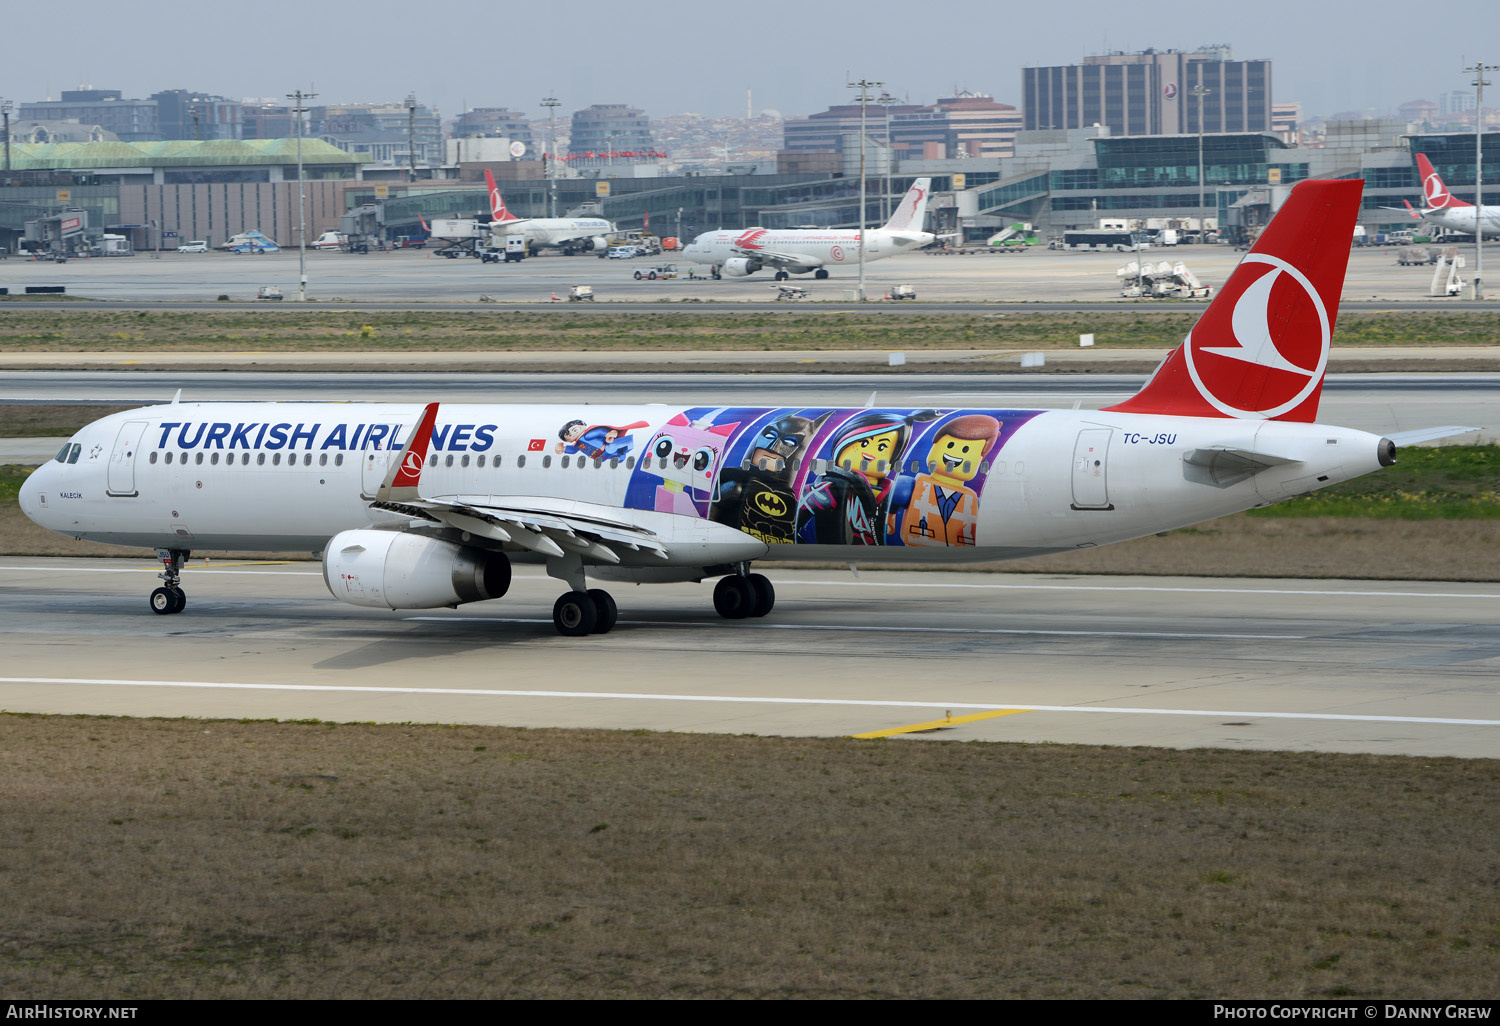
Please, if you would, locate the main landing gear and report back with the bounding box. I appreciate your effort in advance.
[150,548,189,615]
[713,569,775,620]
[545,555,776,636]
[547,553,620,637]
[813,268,829,279]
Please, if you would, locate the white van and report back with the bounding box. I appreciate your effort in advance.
[179,240,208,253]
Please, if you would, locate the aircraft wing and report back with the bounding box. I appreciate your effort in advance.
[733,245,825,268]
[487,218,533,233]
[371,495,670,563]
[546,225,615,245]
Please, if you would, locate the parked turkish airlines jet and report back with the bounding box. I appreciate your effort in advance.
[483,169,615,256]
[1401,154,1500,237]
[680,178,941,280]
[19,180,1470,636]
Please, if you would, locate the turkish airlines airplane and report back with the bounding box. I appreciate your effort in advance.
[680,178,941,280]
[19,179,1469,636]
[1397,154,1500,238]
[483,169,616,256]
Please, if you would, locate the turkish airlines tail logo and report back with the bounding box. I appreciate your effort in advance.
[485,169,518,222]
[380,402,439,499]
[1104,179,1362,423]
[1415,154,1469,210]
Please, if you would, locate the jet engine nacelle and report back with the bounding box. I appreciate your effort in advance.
[322,529,511,610]
[581,236,608,253]
[721,257,761,277]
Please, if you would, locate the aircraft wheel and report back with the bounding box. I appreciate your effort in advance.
[774,270,788,281]
[587,589,618,634]
[168,587,187,614]
[713,575,756,620]
[553,591,598,637]
[150,588,174,614]
[746,574,775,618]
[814,268,829,279]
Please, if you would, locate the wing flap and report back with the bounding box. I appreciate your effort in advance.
[381,496,670,562]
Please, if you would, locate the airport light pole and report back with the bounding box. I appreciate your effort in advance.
[287,88,317,302]
[1463,61,1497,300]
[541,94,561,218]
[878,90,897,223]
[848,76,884,303]
[1,98,12,175]
[1191,85,1212,230]
[405,92,418,181]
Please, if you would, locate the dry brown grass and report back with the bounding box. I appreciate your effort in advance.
[2,715,1496,999]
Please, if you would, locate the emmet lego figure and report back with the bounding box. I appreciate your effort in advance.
[888,414,1001,547]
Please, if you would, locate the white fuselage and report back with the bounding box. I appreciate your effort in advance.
[680,227,932,274]
[20,402,1387,569]
[489,217,614,251]
[1419,205,1500,237]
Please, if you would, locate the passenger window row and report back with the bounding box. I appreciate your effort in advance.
[148,451,346,468]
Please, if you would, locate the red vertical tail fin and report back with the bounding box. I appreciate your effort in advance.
[1103,178,1362,423]
[376,403,439,502]
[485,169,518,223]
[1415,153,1469,210]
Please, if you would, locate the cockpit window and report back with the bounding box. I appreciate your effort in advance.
[56,444,71,463]
[68,444,82,464]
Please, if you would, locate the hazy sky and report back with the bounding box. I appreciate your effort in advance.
[3,0,1495,123]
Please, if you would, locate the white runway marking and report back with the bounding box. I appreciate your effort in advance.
[405,615,1305,640]
[2,676,1498,728]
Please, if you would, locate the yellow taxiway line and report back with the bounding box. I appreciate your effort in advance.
[851,709,1026,739]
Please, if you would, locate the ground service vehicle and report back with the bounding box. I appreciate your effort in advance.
[1063,230,1150,253]
[633,265,678,280]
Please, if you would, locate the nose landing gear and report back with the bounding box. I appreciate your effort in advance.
[150,548,189,615]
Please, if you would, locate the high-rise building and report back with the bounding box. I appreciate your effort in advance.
[316,102,443,166]
[19,90,161,142]
[150,90,243,140]
[568,104,656,166]
[453,107,535,154]
[784,93,1023,160]
[1023,47,1272,136]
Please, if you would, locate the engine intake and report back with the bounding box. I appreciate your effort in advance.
[323,529,511,609]
[721,256,761,277]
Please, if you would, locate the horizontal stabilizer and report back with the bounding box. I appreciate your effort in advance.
[1384,426,1480,446]
[1184,446,1301,488]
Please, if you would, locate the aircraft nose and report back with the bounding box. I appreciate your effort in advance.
[17,464,49,523]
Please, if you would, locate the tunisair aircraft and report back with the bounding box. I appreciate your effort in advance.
[19,180,1468,636]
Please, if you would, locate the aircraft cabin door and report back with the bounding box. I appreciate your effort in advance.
[106,420,148,497]
[1071,428,1113,510]
[361,448,390,499]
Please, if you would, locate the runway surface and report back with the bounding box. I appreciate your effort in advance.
[4,243,1494,305]
[1,559,1496,758]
